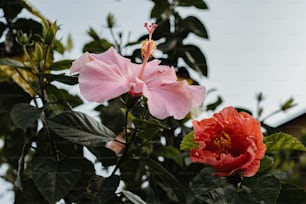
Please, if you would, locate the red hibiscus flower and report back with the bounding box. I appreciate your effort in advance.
[190,106,266,177]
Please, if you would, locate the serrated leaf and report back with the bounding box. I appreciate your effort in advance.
[264,132,306,152]
[180,131,198,151]
[49,59,74,71]
[10,103,42,131]
[142,158,185,202]
[122,190,147,204]
[32,156,81,203]
[47,111,116,147]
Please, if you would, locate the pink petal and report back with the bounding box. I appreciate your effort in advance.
[70,52,93,73]
[140,61,177,84]
[143,80,193,119]
[78,59,130,102]
[189,85,206,107]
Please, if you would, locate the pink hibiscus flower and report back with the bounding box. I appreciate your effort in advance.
[70,23,205,120]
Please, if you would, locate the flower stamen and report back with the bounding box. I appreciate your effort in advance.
[138,23,158,79]
[213,131,231,153]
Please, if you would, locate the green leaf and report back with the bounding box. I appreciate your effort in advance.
[0,0,24,19]
[88,146,117,167]
[232,173,281,204]
[46,73,78,85]
[13,18,42,34]
[133,118,164,139]
[180,131,198,151]
[0,58,29,69]
[32,156,81,203]
[180,44,208,76]
[82,39,113,53]
[276,183,306,204]
[206,96,223,111]
[177,0,208,9]
[49,59,74,71]
[150,2,171,18]
[122,190,146,204]
[190,167,231,203]
[259,156,274,172]
[10,103,42,131]
[45,84,82,110]
[0,21,7,38]
[97,175,120,202]
[281,97,296,111]
[264,132,306,152]
[156,146,183,167]
[142,158,185,202]
[182,16,208,39]
[47,111,116,147]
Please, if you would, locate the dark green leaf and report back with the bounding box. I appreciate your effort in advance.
[0,82,31,135]
[88,146,117,167]
[0,0,24,19]
[95,98,125,135]
[180,44,208,76]
[233,173,281,204]
[156,146,183,167]
[259,156,273,172]
[45,84,82,111]
[206,96,223,111]
[133,118,163,139]
[10,103,42,131]
[46,73,78,85]
[264,132,306,152]
[190,167,231,203]
[150,3,171,18]
[13,18,42,34]
[0,21,7,38]
[180,131,198,151]
[32,156,81,203]
[276,183,306,204]
[14,179,48,204]
[177,0,208,9]
[182,16,208,39]
[122,190,146,204]
[142,158,185,202]
[82,39,113,53]
[49,59,74,71]
[47,111,116,147]
[0,58,28,69]
[97,175,120,202]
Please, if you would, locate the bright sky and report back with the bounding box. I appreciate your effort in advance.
[24,0,306,126]
[2,0,306,202]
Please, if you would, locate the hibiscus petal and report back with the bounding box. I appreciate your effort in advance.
[70,52,92,73]
[189,85,206,107]
[143,80,193,119]
[78,59,130,102]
